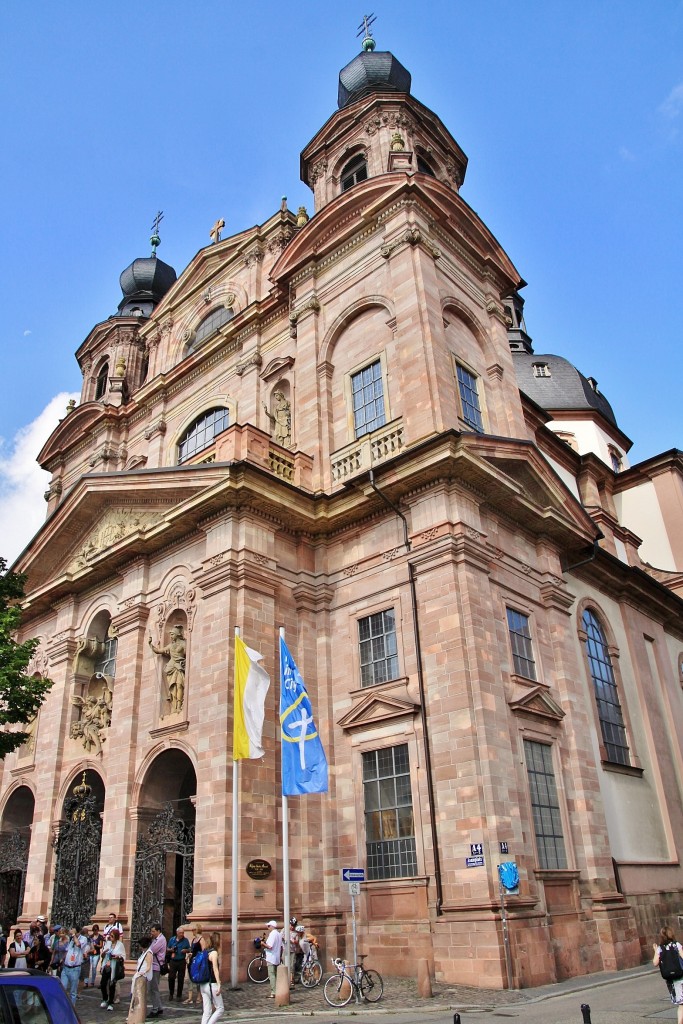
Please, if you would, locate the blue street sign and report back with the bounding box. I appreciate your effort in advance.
[465,855,485,868]
[341,868,365,882]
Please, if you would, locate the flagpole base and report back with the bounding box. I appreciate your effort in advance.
[275,964,290,1006]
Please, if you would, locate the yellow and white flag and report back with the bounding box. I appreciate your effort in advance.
[233,636,270,760]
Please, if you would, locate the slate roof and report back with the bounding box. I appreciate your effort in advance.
[338,51,412,108]
[513,352,618,428]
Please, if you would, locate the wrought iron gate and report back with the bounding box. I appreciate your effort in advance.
[51,775,103,928]
[131,804,195,949]
[0,832,29,932]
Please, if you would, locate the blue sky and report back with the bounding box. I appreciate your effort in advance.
[1,1,682,559]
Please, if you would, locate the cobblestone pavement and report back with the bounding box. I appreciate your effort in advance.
[77,963,655,1024]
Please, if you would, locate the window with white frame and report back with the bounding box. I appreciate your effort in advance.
[581,609,630,766]
[178,407,230,464]
[523,739,567,870]
[506,608,537,680]
[351,360,386,439]
[362,744,417,879]
[189,306,234,351]
[358,609,399,687]
[455,362,484,432]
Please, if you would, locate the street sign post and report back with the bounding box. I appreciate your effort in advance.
[349,881,361,896]
[341,868,365,882]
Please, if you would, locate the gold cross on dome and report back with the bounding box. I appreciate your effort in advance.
[210,218,225,244]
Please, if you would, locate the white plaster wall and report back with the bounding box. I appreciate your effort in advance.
[615,480,676,571]
[542,454,580,500]
[547,418,629,471]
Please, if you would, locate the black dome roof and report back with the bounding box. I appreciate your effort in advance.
[118,255,177,315]
[514,352,618,428]
[338,50,411,108]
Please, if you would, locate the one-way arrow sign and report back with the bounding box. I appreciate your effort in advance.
[341,867,365,883]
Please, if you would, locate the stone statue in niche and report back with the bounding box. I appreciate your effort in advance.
[263,390,292,449]
[70,682,113,756]
[149,625,186,715]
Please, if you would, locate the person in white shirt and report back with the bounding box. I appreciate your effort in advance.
[263,920,282,999]
[100,928,126,1012]
[103,912,124,939]
[128,936,153,1023]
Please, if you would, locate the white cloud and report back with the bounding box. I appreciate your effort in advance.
[0,392,79,566]
[23,329,31,337]
[659,82,683,120]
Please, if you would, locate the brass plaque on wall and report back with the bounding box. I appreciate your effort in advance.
[246,858,272,880]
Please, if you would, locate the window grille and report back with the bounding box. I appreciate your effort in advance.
[178,408,230,463]
[456,364,484,432]
[582,610,630,765]
[351,360,386,439]
[362,744,417,879]
[524,740,567,870]
[506,608,537,680]
[358,609,399,687]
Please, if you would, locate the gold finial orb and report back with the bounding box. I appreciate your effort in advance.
[115,356,126,377]
[296,206,309,227]
[390,131,405,152]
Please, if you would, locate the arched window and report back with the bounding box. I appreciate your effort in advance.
[94,626,118,679]
[189,307,234,351]
[341,155,368,192]
[95,361,109,400]
[178,407,230,463]
[416,155,435,176]
[582,609,630,765]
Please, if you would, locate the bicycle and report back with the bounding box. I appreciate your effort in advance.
[247,939,268,984]
[323,955,383,1006]
[298,947,322,988]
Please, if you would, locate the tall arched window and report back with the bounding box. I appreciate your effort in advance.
[341,155,368,192]
[582,609,630,765]
[178,407,230,463]
[95,361,109,400]
[188,307,234,352]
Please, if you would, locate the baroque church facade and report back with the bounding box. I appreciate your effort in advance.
[3,38,683,988]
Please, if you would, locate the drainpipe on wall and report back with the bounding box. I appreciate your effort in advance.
[368,469,444,916]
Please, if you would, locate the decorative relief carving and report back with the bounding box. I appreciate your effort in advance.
[520,564,532,575]
[155,582,198,636]
[420,528,438,542]
[236,353,263,376]
[465,526,481,541]
[68,507,165,572]
[44,479,63,503]
[27,641,50,678]
[243,246,265,268]
[268,228,294,254]
[160,319,174,336]
[253,553,268,565]
[307,159,328,186]
[263,391,292,449]
[380,228,440,261]
[445,159,465,187]
[365,111,416,136]
[382,548,400,561]
[343,565,359,577]
[144,419,167,441]
[208,553,225,567]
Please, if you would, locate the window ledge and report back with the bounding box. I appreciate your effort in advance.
[601,760,644,777]
[533,869,580,881]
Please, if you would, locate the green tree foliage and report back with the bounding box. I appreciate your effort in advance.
[0,557,52,757]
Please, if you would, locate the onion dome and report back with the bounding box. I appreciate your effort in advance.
[117,255,177,317]
[338,50,412,109]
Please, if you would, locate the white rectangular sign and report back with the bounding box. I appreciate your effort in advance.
[348,881,361,896]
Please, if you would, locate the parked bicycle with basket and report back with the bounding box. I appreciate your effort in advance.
[246,937,268,984]
[323,955,383,1006]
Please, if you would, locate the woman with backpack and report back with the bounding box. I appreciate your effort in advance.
[653,925,683,1024]
[196,932,223,1024]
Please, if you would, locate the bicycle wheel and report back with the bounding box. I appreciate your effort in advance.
[323,972,354,1006]
[301,961,322,988]
[247,955,268,983]
[359,968,383,1002]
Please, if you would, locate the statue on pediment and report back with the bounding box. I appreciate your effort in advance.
[264,390,292,449]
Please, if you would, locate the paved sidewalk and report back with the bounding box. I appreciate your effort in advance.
[74,961,655,1023]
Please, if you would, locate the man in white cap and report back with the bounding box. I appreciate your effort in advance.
[262,920,282,998]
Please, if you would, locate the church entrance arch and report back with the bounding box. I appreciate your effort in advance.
[0,786,34,930]
[51,771,105,928]
[131,749,196,948]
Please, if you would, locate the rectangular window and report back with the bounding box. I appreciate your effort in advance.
[358,609,399,687]
[351,360,386,439]
[362,744,417,879]
[524,740,567,870]
[456,363,484,432]
[506,608,537,680]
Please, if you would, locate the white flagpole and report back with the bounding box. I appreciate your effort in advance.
[280,626,291,975]
[230,626,240,989]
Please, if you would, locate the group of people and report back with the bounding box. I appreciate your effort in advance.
[0,912,125,1009]
[261,916,319,997]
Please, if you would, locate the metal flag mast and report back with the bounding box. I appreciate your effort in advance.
[230,626,240,989]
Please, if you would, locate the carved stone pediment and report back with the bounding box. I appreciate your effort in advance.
[337,677,419,732]
[68,506,166,573]
[508,684,565,723]
[261,356,295,382]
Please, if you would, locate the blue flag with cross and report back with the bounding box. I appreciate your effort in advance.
[279,636,328,796]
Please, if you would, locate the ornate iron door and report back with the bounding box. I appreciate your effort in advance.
[0,833,29,932]
[51,776,103,928]
[131,804,195,949]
